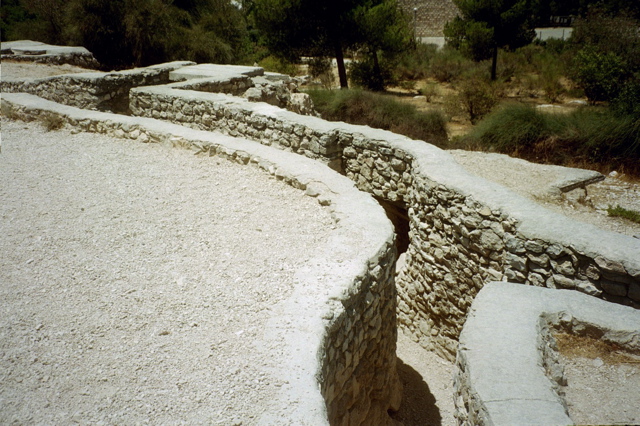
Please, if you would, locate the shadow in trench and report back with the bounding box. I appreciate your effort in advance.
[375,197,410,256]
[389,358,443,426]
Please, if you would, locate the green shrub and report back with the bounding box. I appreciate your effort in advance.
[444,16,494,62]
[306,89,449,146]
[611,76,640,118]
[419,82,439,102]
[430,48,470,83]
[258,55,299,76]
[607,205,640,223]
[461,104,640,175]
[349,57,395,91]
[308,56,335,88]
[464,103,551,152]
[540,61,565,103]
[445,68,501,124]
[394,43,438,81]
[572,47,626,103]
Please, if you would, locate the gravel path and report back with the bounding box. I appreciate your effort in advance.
[0,118,335,424]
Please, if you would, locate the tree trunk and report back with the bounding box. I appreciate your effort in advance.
[334,41,349,89]
[372,50,384,91]
[491,45,498,81]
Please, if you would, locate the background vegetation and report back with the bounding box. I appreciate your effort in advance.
[1,0,639,175]
[307,89,449,146]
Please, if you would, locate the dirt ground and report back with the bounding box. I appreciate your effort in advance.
[555,333,640,425]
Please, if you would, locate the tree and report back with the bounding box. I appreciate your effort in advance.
[352,0,411,90]
[254,0,357,88]
[65,0,250,69]
[569,9,640,105]
[253,0,409,89]
[444,0,538,80]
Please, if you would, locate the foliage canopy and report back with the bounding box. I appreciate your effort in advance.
[444,0,538,80]
[2,0,251,69]
[254,0,410,89]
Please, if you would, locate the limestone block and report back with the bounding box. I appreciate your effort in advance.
[550,258,575,276]
[524,239,546,254]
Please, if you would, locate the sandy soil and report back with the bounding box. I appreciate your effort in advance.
[392,332,455,426]
[0,116,458,425]
[555,333,640,425]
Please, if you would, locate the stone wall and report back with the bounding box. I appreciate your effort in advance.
[0,61,195,112]
[3,63,640,422]
[1,40,101,69]
[454,282,640,425]
[0,93,401,425]
[321,242,402,425]
[129,78,640,360]
[398,0,460,37]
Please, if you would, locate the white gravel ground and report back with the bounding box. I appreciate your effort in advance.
[0,118,336,424]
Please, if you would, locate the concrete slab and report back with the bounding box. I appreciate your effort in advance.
[1,40,92,56]
[169,64,263,81]
[456,282,640,425]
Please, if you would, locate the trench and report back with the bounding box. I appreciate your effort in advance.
[376,197,410,257]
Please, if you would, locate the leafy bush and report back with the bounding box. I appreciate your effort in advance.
[258,55,298,76]
[419,82,439,102]
[306,89,449,146]
[569,11,640,104]
[444,68,501,124]
[430,48,471,83]
[572,47,626,103]
[611,76,640,118]
[460,104,640,175]
[308,57,335,89]
[348,57,394,91]
[444,17,494,62]
[394,43,438,81]
[540,60,565,103]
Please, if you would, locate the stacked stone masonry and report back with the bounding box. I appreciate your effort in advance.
[3,63,639,423]
[1,40,101,69]
[128,72,640,361]
[398,0,460,37]
[0,61,195,112]
[321,243,402,425]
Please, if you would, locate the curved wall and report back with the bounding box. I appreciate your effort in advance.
[127,75,640,360]
[1,92,401,425]
[2,63,639,422]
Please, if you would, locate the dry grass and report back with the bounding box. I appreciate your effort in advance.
[554,332,640,365]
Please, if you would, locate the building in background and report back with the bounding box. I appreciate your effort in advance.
[398,0,460,47]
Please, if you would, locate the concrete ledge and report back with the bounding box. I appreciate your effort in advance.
[0,92,401,425]
[454,282,640,425]
[1,40,100,68]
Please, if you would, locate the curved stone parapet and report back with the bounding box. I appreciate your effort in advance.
[454,281,640,425]
[0,93,401,425]
[126,64,639,360]
[3,62,640,422]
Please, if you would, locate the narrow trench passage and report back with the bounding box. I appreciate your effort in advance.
[376,198,456,426]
